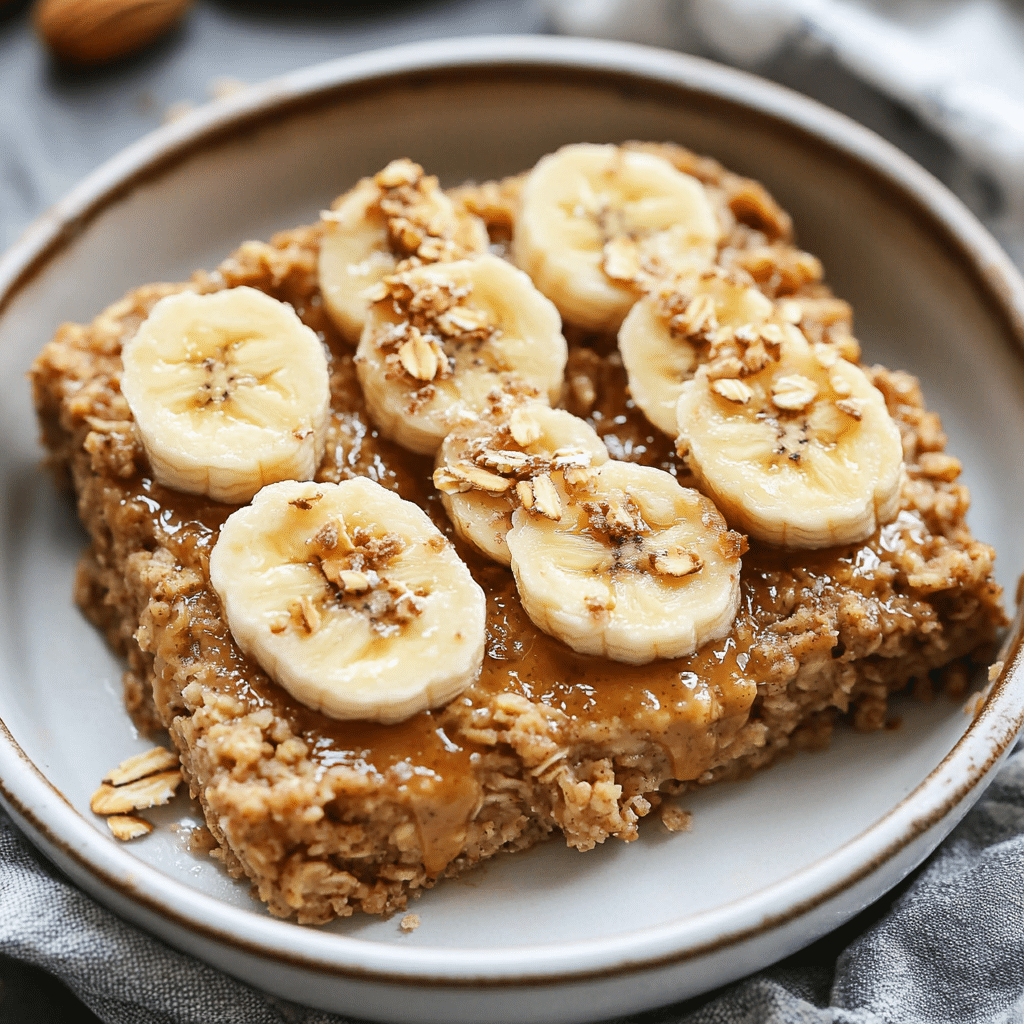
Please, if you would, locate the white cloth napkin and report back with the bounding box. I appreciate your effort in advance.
[545,0,1024,267]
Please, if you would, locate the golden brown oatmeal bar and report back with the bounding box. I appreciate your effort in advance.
[32,145,1006,922]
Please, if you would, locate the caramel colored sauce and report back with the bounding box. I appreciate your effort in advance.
[120,320,919,794]
[123,479,482,785]
[472,558,758,779]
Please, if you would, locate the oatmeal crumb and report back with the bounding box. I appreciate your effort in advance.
[919,451,962,482]
[289,595,321,634]
[660,805,692,832]
[103,745,179,786]
[602,236,641,281]
[682,294,717,336]
[91,770,182,815]
[965,690,989,719]
[651,548,703,578]
[771,374,818,411]
[433,467,471,494]
[289,492,323,510]
[530,474,562,521]
[400,913,421,932]
[187,824,219,855]
[711,378,753,404]
[398,332,441,382]
[449,462,512,494]
[338,570,372,594]
[107,814,153,841]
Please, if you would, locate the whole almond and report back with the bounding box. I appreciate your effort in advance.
[34,0,193,66]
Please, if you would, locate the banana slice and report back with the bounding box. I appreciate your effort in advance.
[120,286,331,505]
[619,271,776,436]
[319,159,489,344]
[675,325,904,548]
[209,478,486,724]
[506,460,744,664]
[512,143,722,333]
[356,253,567,456]
[433,403,609,566]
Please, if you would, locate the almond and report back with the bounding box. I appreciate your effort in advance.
[35,0,193,67]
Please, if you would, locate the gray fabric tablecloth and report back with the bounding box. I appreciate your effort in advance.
[2,1,1023,1020]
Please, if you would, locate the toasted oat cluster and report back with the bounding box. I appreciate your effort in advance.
[32,141,1005,923]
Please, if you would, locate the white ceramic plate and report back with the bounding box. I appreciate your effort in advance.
[1,36,1024,1024]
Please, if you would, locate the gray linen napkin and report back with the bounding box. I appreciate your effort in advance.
[3,0,1024,1020]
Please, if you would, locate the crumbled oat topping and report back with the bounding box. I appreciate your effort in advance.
[835,398,864,420]
[399,913,421,932]
[771,374,818,412]
[581,492,649,540]
[515,478,535,510]
[358,158,471,265]
[602,235,642,282]
[434,414,600,517]
[650,276,720,346]
[679,293,718,338]
[282,514,426,636]
[729,244,822,297]
[711,378,754,404]
[435,462,512,494]
[529,473,562,521]
[690,317,786,389]
[288,594,321,635]
[369,269,496,393]
[650,547,703,578]
[397,330,443,382]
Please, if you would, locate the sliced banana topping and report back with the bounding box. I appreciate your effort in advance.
[506,460,744,664]
[120,286,331,505]
[675,325,904,548]
[512,143,722,332]
[356,253,567,455]
[319,159,489,344]
[619,270,775,435]
[209,478,486,724]
[434,403,609,566]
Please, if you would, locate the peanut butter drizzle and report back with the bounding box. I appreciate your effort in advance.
[111,276,936,867]
[470,558,758,780]
[124,342,921,791]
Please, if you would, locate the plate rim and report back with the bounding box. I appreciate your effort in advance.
[1,33,1024,988]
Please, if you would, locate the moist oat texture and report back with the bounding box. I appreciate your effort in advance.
[32,143,1006,923]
